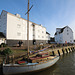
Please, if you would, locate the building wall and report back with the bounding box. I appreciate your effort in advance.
[32,24,47,45]
[46,33,50,43]
[0,10,49,46]
[6,40,33,46]
[63,27,74,43]
[7,13,33,40]
[34,24,46,40]
[55,33,63,43]
[55,26,74,44]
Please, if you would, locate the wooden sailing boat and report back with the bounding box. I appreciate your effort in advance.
[3,0,59,75]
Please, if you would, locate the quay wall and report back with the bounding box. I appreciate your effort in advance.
[48,46,75,56]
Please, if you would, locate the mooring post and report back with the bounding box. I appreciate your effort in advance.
[62,49,64,54]
[73,47,74,51]
[58,50,60,56]
[65,48,68,53]
[71,47,73,52]
[52,51,55,56]
[68,48,70,52]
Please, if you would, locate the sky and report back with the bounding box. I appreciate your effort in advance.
[0,0,75,39]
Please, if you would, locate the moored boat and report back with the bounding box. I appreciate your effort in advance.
[3,55,59,75]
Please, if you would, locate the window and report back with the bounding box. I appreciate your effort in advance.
[42,31,44,33]
[67,30,68,32]
[38,35,40,38]
[17,32,21,36]
[33,35,35,36]
[33,28,35,31]
[67,33,69,35]
[42,36,44,38]
[70,37,72,39]
[17,24,21,28]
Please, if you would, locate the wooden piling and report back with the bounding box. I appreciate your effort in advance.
[62,49,64,54]
[52,51,55,56]
[65,48,68,53]
[58,50,60,56]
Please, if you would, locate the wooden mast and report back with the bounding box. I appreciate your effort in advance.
[26,0,33,62]
[27,0,29,61]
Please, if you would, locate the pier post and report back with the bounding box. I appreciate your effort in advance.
[73,47,74,51]
[70,48,72,52]
[65,48,68,53]
[62,49,64,54]
[68,48,70,52]
[58,50,60,56]
[52,51,55,56]
[71,47,73,52]
[67,48,69,53]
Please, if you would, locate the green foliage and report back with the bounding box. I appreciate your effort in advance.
[1,43,7,47]
[0,50,2,54]
[0,45,1,48]
[2,48,13,55]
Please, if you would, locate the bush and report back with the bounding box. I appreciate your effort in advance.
[1,43,7,47]
[0,45,1,48]
[0,50,2,54]
[2,48,13,55]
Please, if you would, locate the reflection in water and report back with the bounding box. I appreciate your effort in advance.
[1,52,75,75]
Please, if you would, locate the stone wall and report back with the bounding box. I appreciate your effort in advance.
[49,46,75,56]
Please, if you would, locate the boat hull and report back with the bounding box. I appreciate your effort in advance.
[3,56,59,75]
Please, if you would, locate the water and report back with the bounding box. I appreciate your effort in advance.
[1,52,75,75]
[29,52,75,75]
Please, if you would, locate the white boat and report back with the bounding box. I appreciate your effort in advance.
[3,55,59,75]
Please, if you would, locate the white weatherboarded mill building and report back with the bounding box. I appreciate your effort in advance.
[0,10,50,46]
[55,26,74,44]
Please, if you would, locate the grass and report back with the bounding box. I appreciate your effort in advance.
[12,49,27,56]
[0,49,27,64]
[0,44,52,63]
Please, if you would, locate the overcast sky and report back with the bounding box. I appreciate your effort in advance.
[0,0,75,39]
